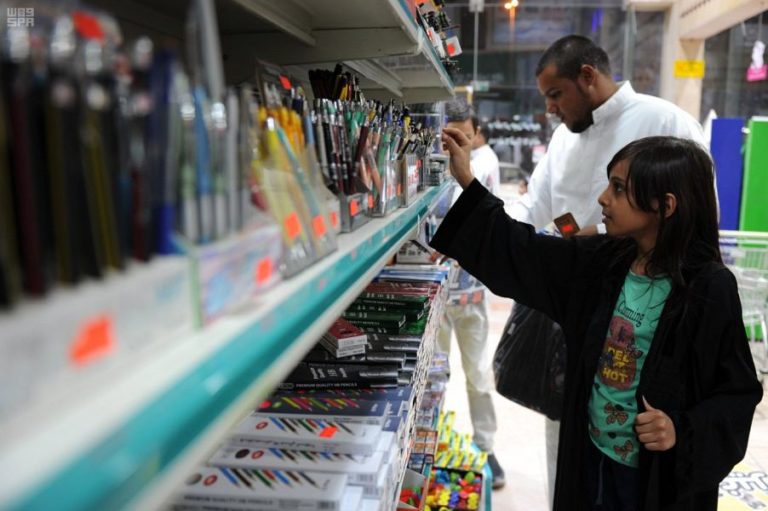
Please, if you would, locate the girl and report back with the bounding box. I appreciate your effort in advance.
[433,131,762,511]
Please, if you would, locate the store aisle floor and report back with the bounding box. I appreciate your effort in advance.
[441,184,768,510]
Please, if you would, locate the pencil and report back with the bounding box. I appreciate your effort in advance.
[251,469,272,488]
[285,470,302,484]
[298,471,319,488]
[219,467,239,486]
[330,420,354,435]
[231,468,253,488]
[295,418,314,433]
[282,397,302,410]
[279,418,298,433]
[273,469,292,486]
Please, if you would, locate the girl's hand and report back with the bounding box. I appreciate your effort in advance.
[441,127,473,189]
[635,396,676,451]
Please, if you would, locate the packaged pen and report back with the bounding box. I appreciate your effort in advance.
[45,14,89,284]
[2,20,52,295]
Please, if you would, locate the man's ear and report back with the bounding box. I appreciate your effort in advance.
[663,193,677,218]
[579,64,598,87]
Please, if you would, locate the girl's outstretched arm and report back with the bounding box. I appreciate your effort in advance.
[431,128,600,324]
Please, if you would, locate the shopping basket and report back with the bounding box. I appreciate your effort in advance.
[719,230,768,378]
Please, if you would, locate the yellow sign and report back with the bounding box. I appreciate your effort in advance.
[674,59,706,78]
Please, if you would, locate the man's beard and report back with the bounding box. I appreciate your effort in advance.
[567,86,594,133]
[568,113,594,133]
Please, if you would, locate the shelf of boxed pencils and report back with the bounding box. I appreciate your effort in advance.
[171,263,451,511]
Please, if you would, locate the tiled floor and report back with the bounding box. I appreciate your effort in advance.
[440,184,768,511]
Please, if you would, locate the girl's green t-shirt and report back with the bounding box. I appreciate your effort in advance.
[588,270,672,468]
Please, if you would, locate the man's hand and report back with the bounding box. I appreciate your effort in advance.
[635,396,676,451]
[441,127,473,189]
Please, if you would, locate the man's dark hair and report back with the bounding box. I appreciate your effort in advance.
[445,99,474,124]
[535,35,611,80]
[473,117,491,141]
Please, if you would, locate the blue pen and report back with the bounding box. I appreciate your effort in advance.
[193,86,213,243]
[319,452,333,460]
[273,469,292,486]
[270,417,286,431]
[219,467,239,486]
[270,447,284,459]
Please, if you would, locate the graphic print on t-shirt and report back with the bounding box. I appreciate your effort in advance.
[589,272,672,467]
[598,315,644,390]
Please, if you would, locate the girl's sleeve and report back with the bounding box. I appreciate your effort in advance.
[669,269,763,496]
[430,178,586,325]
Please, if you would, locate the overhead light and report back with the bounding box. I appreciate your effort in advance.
[504,0,519,9]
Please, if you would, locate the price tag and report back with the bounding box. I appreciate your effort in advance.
[319,426,338,438]
[70,315,116,366]
[368,194,374,208]
[397,183,402,196]
[73,11,105,41]
[312,215,327,237]
[330,211,339,229]
[255,258,273,285]
[349,199,359,216]
[279,75,292,90]
[284,212,302,240]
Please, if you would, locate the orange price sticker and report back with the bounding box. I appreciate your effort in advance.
[70,315,116,366]
[349,199,359,216]
[255,258,273,285]
[73,11,105,41]
[284,212,302,240]
[312,215,327,238]
[330,211,339,229]
[319,426,338,438]
[279,75,292,90]
[368,194,374,209]
[397,183,402,196]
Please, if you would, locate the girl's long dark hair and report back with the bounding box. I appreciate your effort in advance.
[606,136,722,289]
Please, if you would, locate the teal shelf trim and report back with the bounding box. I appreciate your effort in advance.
[397,0,419,30]
[11,183,449,511]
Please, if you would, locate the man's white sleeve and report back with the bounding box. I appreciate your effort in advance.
[508,151,553,229]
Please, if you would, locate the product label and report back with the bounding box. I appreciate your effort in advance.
[284,212,302,240]
[255,258,273,286]
[312,215,327,237]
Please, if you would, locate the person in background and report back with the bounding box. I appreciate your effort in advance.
[434,99,505,488]
[435,129,761,511]
[504,34,707,506]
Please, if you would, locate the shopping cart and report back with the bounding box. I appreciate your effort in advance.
[719,230,768,379]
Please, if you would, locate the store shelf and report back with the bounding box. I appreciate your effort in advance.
[362,31,456,103]
[0,183,450,511]
[91,0,454,102]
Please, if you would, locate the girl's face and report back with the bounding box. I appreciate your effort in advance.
[598,160,660,242]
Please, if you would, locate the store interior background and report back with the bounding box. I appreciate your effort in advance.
[436,0,768,182]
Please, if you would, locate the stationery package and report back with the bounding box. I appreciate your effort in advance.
[230,414,382,455]
[173,466,358,511]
